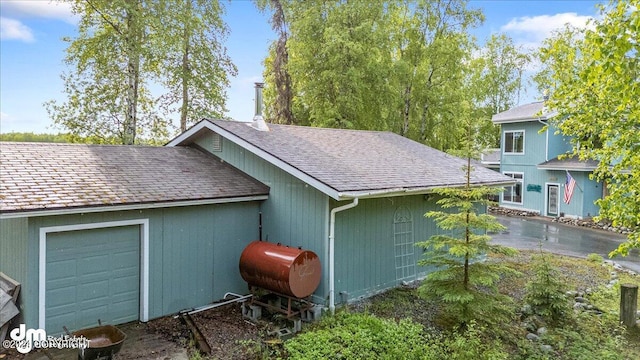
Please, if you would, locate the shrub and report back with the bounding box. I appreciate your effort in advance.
[284,312,436,359]
[524,250,570,324]
[442,321,509,360]
[586,253,604,263]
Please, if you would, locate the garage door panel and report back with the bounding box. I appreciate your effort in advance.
[47,286,77,307]
[78,280,110,300]
[47,259,78,280]
[45,225,140,333]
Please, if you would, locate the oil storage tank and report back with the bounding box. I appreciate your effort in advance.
[239,241,321,298]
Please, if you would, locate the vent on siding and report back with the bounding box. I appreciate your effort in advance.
[211,133,222,152]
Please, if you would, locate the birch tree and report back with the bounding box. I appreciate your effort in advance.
[45,0,235,144]
[468,34,530,148]
[151,0,236,132]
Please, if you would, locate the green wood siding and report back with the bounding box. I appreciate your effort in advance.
[195,133,447,305]
[195,135,330,303]
[7,202,260,330]
[333,196,439,302]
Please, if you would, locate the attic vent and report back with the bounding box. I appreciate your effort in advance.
[211,133,222,152]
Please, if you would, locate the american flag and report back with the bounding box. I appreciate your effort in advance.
[564,171,576,204]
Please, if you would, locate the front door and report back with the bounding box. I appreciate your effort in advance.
[547,184,559,216]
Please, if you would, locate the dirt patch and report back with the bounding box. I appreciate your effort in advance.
[190,304,261,359]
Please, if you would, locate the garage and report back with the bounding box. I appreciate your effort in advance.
[44,225,141,333]
[1,142,269,331]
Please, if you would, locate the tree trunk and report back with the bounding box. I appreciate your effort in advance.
[270,0,294,125]
[124,1,141,145]
[402,84,411,137]
[180,0,192,132]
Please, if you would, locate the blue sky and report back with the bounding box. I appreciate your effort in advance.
[0,0,600,135]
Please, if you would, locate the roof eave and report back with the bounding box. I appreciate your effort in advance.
[492,111,557,124]
[337,180,516,200]
[537,165,597,172]
[0,195,269,219]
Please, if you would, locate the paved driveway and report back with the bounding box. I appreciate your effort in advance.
[491,215,640,274]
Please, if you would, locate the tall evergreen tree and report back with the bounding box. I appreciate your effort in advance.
[417,112,518,328]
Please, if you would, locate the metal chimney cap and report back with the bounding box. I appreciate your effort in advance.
[249,115,270,131]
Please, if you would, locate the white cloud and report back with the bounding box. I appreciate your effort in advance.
[0,17,34,42]
[500,12,595,50]
[0,0,77,24]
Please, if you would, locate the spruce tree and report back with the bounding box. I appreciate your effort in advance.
[417,117,518,329]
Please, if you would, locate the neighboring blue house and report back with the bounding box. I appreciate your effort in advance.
[492,101,604,219]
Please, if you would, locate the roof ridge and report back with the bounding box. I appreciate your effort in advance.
[208,118,394,135]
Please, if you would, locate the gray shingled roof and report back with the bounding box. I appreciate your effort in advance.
[206,120,512,197]
[492,102,557,123]
[538,155,599,172]
[0,142,269,214]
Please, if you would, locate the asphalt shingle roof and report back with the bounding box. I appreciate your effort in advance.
[209,120,512,196]
[0,142,269,214]
[492,101,557,123]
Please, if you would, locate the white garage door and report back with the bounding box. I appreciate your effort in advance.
[45,225,140,333]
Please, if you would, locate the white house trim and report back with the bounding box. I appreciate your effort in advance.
[38,219,150,330]
[544,182,561,217]
[1,195,268,220]
[503,129,526,156]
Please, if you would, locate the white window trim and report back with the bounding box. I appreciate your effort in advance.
[545,182,561,216]
[503,130,525,155]
[39,219,150,330]
[502,172,524,205]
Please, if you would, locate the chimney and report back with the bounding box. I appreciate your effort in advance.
[249,82,269,131]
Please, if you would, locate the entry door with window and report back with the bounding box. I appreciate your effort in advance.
[547,184,559,216]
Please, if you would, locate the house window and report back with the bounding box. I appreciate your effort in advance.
[504,130,524,154]
[503,172,523,204]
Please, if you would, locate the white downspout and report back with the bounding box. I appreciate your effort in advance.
[329,197,359,314]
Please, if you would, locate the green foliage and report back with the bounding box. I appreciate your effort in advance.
[586,253,604,263]
[442,321,509,360]
[543,312,630,360]
[150,0,236,131]
[535,0,640,256]
[260,0,504,151]
[467,34,530,148]
[0,132,71,143]
[285,313,511,360]
[524,250,570,324]
[47,0,235,144]
[284,312,436,360]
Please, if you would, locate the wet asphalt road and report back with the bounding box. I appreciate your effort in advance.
[491,215,640,274]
